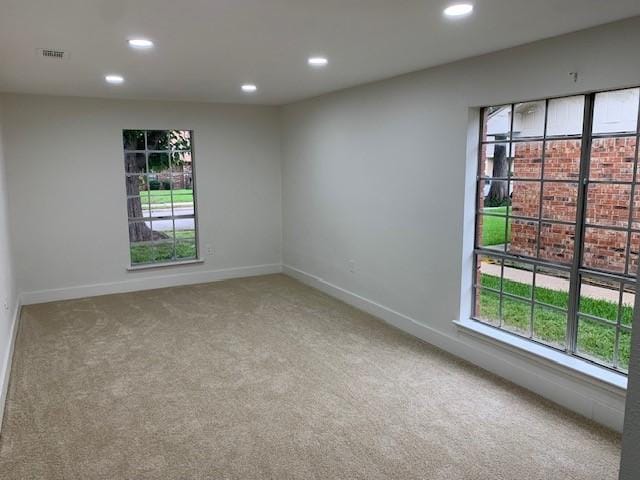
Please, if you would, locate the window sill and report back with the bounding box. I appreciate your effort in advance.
[454,318,627,393]
[127,259,204,272]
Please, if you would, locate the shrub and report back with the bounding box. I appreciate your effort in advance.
[149,180,161,190]
[162,180,171,190]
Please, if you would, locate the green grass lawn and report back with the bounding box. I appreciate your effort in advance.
[140,189,193,205]
[478,273,632,370]
[482,206,511,246]
[130,230,197,264]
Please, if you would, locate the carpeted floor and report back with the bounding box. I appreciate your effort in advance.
[0,274,621,479]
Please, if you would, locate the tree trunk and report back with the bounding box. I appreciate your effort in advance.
[125,153,155,242]
[487,140,509,206]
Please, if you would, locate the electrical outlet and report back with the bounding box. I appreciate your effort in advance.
[206,244,214,256]
[2,301,8,311]
[348,260,356,274]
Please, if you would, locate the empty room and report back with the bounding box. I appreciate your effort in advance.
[1,1,640,478]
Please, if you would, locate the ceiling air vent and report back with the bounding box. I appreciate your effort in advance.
[36,48,68,60]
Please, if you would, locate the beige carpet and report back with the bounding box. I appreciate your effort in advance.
[0,274,621,479]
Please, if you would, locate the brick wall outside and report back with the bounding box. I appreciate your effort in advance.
[510,137,639,274]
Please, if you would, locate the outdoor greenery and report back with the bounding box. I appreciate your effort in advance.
[481,206,511,246]
[130,230,197,264]
[478,273,632,369]
[140,189,193,205]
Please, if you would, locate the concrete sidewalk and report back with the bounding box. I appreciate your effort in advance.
[481,262,634,305]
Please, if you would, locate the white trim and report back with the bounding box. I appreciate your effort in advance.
[127,258,205,271]
[0,297,22,433]
[455,319,627,391]
[283,264,627,432]
[21,264,283,305]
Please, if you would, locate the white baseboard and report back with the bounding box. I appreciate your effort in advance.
[21,263,283,305]
[283,264,627,432]
[0,297,22,433]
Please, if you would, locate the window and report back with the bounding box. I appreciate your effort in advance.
[123,130,198,266]
[474,87,640,373]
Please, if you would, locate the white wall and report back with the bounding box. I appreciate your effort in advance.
[0,97,18,424]
[281,17,640,431]
[1,94,282,300]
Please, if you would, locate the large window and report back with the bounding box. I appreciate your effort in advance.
[474,87,640,373]
[123,130,198,266]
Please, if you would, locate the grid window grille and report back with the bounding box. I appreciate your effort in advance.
[123,130,198,266]
[473,87,640,373]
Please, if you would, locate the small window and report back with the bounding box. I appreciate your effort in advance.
[123,130,198,266]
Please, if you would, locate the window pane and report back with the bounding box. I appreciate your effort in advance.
[169,130,192,151]
[475,255,503,326]
[508,219,537,257]
[147,130,170,150]
[510,181,540,219]
[480,142,510,211]
[621,283,635,327]
[582,227,627,274]
[619,329,632,372]
[171,173,194,195]
[125,174,147,196]
[479,143,504,179]
[501,260,534,300]
[632,188,640,230]
[171,151,192,173]
[129,221,154,265]
[513,101,545,138]
[124,152,147,174]
[149,189,172,218]
[148,152,170,172]
[475,254,502,287]
[123,130,145,150]
[512,141,542,179]
[543,140,581,180]
[541,182,578,223]
[154,217,175,240]
[592,88,639,135]
[176,238,197,260]
[154,240,175,263]
[533,304,567,349]
[589,137,637,182]
[127,197,147,220]
[484,105,511,141]
[538,223,575,265]
[579,276,619,324]
[501,296,531,336]
[174,186,194,217]
[475,288,500,326]
[586,183,630,228]
[175,217,195,238]
[546,96,585,136]
[629,232,640,275]
[577,317,615,366]
[534,267,570,309]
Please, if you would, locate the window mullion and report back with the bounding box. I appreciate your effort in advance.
[566,93,596,354]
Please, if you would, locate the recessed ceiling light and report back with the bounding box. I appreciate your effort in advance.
[128,38,154,49]
[308,57,328,67]
[443,3,473,17]
[105,74,124,85]
[241,84,257,93]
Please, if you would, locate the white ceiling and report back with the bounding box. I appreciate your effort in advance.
[1,0,639,106]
